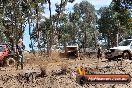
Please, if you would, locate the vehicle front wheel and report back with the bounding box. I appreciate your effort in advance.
[6,57,16,67]
[108,58,112,61]
[122,52,131,60]
[76,76,86,85]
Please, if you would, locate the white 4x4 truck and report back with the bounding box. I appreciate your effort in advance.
[105,39,132,60]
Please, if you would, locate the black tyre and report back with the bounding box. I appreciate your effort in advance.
[6,57,16,67]
[108,58,112,61]
[76,76,86,85]
[0,60,4,67]
[122,52,131,60]
[29,72,37,83]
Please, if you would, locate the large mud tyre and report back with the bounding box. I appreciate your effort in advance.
[122,52,131,60]
[76,76,86,85]
[6,57,16,67]
[108,58,112,61]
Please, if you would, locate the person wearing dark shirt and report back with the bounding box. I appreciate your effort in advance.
[97,44,102,59]
[15,38,24,70]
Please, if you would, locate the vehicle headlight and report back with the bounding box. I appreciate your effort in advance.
[117,50,123,55]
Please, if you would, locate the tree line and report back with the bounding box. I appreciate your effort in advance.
[0,0,131,55]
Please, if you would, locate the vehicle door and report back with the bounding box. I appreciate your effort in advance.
[130,42,132,53]
[0,46,7,60]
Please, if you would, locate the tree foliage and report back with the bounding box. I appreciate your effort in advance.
[0,0,131,53]
[98,0,131,48]
[0,0,45,43]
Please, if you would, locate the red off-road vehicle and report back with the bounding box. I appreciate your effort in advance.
[0,44,16,67]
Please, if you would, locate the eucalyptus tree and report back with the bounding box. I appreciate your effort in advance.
[112,0,132,35]
[54,0,75,45]
[71,1,97,51]
[31,0,96,55]
[0,14,6,43]
[112,0,132,11]
[0,0,45,47]
[97,6,128,48]
[97,0,131,48]
[32,0,76,55]
[0,0,48,54]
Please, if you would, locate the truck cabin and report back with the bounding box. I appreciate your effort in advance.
[65,45,78,58]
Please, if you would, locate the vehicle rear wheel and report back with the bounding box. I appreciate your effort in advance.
[76,76,86,85]
[122,52,131,60]
[108,58,112,61]
[108,57,116,61]
[6,57,16,67]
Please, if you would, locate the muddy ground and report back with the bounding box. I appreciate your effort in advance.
[0,52,132,88]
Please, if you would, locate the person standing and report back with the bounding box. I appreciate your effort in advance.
[96,44,102,68]
[97,44,102,60]
[15,38,25,70]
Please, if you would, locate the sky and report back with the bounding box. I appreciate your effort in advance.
[23,0,112,51]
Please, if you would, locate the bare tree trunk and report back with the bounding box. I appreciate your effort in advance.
[47,32,50,56]
[10,0,15,48]
[20,9,23,39]
[28,14,31,36]
[0,31,2,43]
[84,30,87,53]
[64,38,66,55]
[48,0,53,56]
[93,31,97,48]
[13,0,17,45]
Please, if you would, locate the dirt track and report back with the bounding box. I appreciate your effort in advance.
[0,53,132,88]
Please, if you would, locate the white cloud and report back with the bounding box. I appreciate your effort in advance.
[88,0,112,5]
[43,0,112,17]
[87,0,112,9]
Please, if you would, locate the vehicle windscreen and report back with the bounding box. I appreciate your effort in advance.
[118,40,132,46]
[0,46,4,52]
